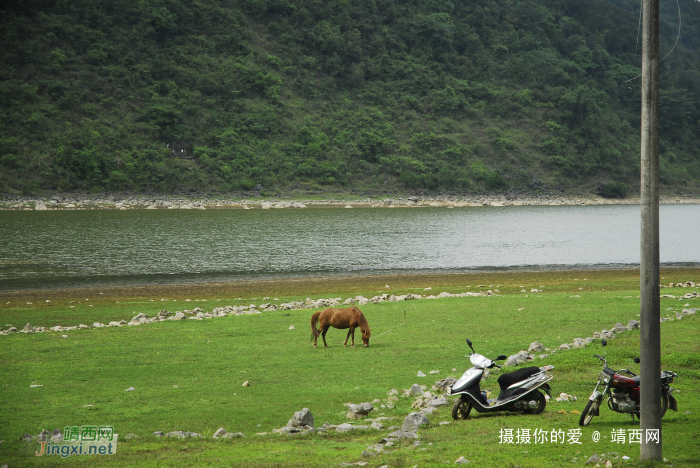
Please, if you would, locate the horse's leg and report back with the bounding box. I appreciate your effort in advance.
[351,327,356,347]
[343,329,351,347]
[322,326,330,347]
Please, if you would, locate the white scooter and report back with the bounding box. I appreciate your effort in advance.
[451,338,555,419]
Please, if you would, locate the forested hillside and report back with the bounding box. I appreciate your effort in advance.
[1,0,699,196]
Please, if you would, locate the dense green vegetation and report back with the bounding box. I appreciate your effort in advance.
[1,0,699,195]
[1,270,699,466]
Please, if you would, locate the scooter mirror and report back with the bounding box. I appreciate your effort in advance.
[633,357,640,364]
[495,355,507,361]
[466,338,475,353]
[601,339,607,347]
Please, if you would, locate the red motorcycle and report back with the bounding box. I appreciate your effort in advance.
[579,339,678,426]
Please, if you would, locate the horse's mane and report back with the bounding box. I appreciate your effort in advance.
[357,309,370,337]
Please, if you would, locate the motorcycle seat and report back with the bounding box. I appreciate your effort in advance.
[497,366,540,391]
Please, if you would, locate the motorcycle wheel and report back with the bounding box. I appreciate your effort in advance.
[452,396,473,420]
[661,390,669,418]
[524,391,547,415]
[579,397,601,427]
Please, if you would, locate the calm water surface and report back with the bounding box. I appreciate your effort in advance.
[0,205,698,290]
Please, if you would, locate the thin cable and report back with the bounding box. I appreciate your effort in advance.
[634,0,643,63]
[623,0,681,83]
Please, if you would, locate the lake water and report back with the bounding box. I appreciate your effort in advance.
[0,205,698,290]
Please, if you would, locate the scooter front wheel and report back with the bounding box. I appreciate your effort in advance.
[452,396,473,420]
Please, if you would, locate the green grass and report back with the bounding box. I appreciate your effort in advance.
[1,270,699,467]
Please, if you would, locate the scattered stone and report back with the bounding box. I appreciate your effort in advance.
[36,429,52,441]
[289,325,295,330]
[347,402,374,419]
[429,370,439,375]
[153,431,164,437]
[627,319,640,330]
[505,350,534,367]
[402,412,429,432]
[586,454,602,464]
[222,432,245,438]
[427,395,448,407]
[335,423,355,433]
[288,408,314,428]
[21,433,35,442]
[125,386,135,392]
[371,421,384,430]
[212,428,227,439]
[684,411,691,415]
[433,377,456,393]
[455,456,470,464]
[417,371,426,377]
[405,384,423,397]
[361,450,375,457]
[528,341,544,353]
[242,381,250,387]
[387,429,418,440]
[51,428,63,442]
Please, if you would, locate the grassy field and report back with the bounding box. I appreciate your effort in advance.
[1,269,699,467]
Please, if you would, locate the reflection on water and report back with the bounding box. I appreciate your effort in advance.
[0,205,698,290]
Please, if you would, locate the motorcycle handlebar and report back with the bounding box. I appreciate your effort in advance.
[593,354,605,361]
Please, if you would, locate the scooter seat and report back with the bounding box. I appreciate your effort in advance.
[497,366,540,391]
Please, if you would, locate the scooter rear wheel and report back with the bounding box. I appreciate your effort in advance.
[524,391,547,414]
[452,396,473,420]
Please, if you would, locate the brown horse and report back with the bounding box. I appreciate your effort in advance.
[311,307,371,348]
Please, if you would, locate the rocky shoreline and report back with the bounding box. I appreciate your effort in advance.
[2,193,700,211]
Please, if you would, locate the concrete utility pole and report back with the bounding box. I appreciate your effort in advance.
[639,0,662,462]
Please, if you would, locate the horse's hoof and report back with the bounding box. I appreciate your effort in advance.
[351,345,355,348]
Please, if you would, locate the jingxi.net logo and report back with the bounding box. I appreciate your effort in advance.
[36,426,118,458]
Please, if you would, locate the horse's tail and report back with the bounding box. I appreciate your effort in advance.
[310,311,322,341]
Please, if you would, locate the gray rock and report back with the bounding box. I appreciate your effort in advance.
[348,402,374,416]
[387,430,418,440]
[288,408,314,428]
[212,428,226,439]
[455,456,470,464]
[20,323,33,333]
[166,431,187,438]
[413,440,422,446]
[402,412,429,432]
[34,202,48,211]
[427,396,448,407]
[222,432,245,438]
[406,384,423,397]
[371,422,384,430]
[627,319,640,330]
[125,386,135,392]
[505,350,534,367]
[124,433,138,440]
[361,450,375,457]
[433,377,456,393]
[21,433,35,442]
[36,429,51,441]
[528,341,544,353]
[417,371,426,377]
[335,423,355,433]
[153,431,164,437]
[586,454,602,464]
[559,343,571,350]
[51,428,63,442]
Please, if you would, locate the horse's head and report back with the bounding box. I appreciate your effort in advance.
[362,327,371,347]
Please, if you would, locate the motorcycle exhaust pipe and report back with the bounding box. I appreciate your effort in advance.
[528,400,538,409]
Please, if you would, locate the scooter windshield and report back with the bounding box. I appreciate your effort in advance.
[470,353,492,369]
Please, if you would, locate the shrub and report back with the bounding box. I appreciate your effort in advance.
[597,181,627,199]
